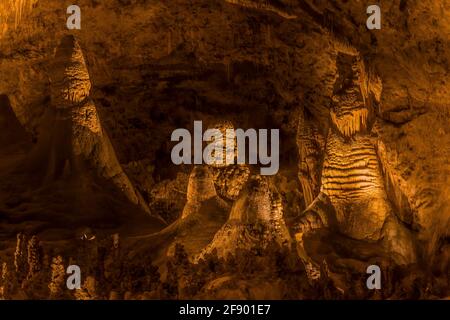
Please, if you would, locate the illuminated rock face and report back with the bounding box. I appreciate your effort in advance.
[321,54,391,241]
[330,55,369,138]
[30,35,149,213]
[51,36,92,108]
[206,120,250,201]
[296,53,417,266]
[186,166,217,203]
[207,120,237,168]
[198,175,291,259]
[321,131,389,240]
[211,165,250,201]
[182,166,218,219]
[0,0,38,37]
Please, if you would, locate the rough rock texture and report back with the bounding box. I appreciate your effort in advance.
[0,0,448,299]
[130,165,230,262]
[182,165,226,219]
[295,52,417,276]
[198,175,291,259]
[211,165,251,201]
[25,35,149,213]
[322,132,388,241]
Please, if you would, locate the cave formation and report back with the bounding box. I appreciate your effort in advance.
[0,0,448,300]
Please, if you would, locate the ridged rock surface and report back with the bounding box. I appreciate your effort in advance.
[321,131,389,241]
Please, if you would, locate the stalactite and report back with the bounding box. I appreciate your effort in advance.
[331,55,370,137]
[0,0,38,39]
[330,108,369,138]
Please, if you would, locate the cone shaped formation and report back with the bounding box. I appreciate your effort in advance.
[27,35,149,213]
[51,35,92,108]
[182,166,221,219]
[197,175,291,260]
[142,165,229,260]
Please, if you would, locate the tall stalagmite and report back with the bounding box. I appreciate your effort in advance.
[295,53,417,271]
[27,35,149,213]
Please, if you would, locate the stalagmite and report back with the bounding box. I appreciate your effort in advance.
[206,120,250,200]
[182,166,224,219]
[27,35,150,213]
[207,120,237,168]
[321,131,389,240]
[295,53,417,274]
[197,175,291,260]
[142,165,229,259]
[211,165,250,200]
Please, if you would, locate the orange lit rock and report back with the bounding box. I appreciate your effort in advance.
[198,175,291,259]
